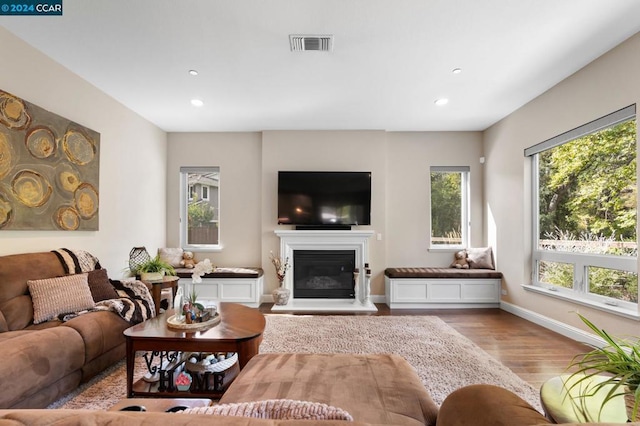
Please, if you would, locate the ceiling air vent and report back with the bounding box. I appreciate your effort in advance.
[289,35,333,52]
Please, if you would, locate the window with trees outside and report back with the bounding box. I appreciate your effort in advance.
[180,167,220,249]
[526,105,637,315]
[430,166,470,249]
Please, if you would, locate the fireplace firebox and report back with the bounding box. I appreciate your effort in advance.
[293,250,355,299]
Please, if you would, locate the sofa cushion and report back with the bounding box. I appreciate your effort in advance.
[220,353,438,426]
[466,247,495,269]
[27,274,95,324]
[62,310,130,364]
[0,252,66,331]
[436,384,549,426]
[0,410,373,425]
[183,399,353,421]
[0,327,85,408]
[87,269,118,302]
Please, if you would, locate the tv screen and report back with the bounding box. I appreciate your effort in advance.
[278,171,371,226]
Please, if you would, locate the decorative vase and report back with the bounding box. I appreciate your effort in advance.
[272,285,291,305]
[624,387,639,421]
[173,287,184,320]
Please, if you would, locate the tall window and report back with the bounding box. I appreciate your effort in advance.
[180,167,220,249]
[430,166,470,248]
[526,105,637,313]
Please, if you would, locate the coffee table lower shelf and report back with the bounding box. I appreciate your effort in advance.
[130,361,239,399]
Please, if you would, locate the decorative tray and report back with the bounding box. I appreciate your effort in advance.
[166,312,221,330]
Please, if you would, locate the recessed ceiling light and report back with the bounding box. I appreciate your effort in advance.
[191,99,204,107]
[188,70,199,76]
[434,98,449,106]
[452,68,462,74]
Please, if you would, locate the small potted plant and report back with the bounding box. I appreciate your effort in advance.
[137,255,176,281]
[564,313,640,421]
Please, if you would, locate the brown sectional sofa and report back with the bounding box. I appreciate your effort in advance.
[1,382,637,425]
[0,251,130,409]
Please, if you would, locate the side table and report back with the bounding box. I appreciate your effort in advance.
[142,276,180,316]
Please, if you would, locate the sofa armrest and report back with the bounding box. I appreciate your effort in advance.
[436,384,551,426]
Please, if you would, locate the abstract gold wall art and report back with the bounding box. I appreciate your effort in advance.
[0,89,100,230]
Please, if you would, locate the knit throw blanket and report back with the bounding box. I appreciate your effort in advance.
[51,248,155,324]
[52,248,102,274]
[58,279,155,324]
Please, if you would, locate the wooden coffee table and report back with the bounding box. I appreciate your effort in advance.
[123,302,266,399]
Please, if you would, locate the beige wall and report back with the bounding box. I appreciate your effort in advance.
[165,132,263,266]
[0,27,167,275]
[167,130,485,298]
[484,32,640,335]
[385,131,484,267]
[260,130,387,295]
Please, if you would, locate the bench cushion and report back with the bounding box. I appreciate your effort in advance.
[385,267,503,279]
[175,267,263,279]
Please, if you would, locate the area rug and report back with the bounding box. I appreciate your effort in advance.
[48,315,541,411]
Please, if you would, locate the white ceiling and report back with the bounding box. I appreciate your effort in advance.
[2,1,640,132]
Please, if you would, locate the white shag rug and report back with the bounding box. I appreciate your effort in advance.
[48,315,541,411]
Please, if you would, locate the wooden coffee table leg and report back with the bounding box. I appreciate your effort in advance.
[125,338,135,397]
[236,335,262,368]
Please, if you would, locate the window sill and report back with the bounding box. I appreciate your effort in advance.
[523,284,640,321]
[428,246,465,252]
[183,245,223,254]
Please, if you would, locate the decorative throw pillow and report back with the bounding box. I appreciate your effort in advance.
[466,247,495,269]
[181,399,353,421]
[158,247,184,268]
[87,269,118,302]
[27,274,95,324]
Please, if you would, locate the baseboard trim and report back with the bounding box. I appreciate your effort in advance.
[500,301,605,347]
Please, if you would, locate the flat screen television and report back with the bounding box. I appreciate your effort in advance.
[278,171,371,227]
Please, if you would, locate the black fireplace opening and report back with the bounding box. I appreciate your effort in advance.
[293,250,355,299]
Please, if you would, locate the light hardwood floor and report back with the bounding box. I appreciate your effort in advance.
[259,304,590,390]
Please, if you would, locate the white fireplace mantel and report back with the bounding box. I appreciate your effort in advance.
[272,229,377,312]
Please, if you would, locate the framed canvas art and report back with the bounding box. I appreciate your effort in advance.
[0,89,100,230]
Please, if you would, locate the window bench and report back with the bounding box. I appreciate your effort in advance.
[175,267,264,308]
[384,268,503,309]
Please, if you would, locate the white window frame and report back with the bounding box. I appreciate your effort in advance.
[525,105,638,318]
[180,166,221,252]
[429,166,470,250]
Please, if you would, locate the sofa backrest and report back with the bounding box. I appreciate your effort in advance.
[0,251,66,331]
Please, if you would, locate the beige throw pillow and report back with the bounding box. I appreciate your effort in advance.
[28,274,95,324]
[182,399,353,421]
[158,247,184,268]
[466,247,495,270]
